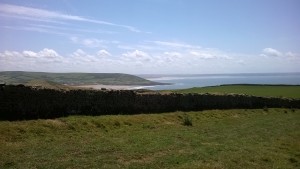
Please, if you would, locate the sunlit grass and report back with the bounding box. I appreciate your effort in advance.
[168,85,300,98]
[1,109,299,168]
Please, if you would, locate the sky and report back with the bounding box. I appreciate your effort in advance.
[0,0,299,74]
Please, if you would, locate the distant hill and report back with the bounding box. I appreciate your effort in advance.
[25,79,76,90]
[0,71,165,86]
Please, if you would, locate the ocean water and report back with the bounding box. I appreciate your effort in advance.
[138,73,300,90]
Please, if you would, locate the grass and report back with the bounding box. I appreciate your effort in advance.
[168,85,300,99]
[1,109,299,169]
[0,71,164,86]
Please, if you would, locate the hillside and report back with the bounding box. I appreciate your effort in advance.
[0,71,165,86]
[25,80,76,90]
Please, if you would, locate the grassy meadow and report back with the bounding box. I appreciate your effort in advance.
[168,85,300,99]
[1,109,299,169]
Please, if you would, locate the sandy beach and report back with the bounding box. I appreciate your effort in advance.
[75,84,146,90]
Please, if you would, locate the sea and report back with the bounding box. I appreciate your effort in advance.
[137,73,300,90]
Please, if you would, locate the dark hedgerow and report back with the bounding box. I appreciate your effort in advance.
[0,85,300,121]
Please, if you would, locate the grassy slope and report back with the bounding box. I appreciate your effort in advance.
[1,109,299,169]
[0,71,163,86]
[169,85,300,99]
[25,80,76,90]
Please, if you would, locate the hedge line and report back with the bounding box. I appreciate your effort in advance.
[0,85,299,120]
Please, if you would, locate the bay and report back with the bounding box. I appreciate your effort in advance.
[138,73,300,90]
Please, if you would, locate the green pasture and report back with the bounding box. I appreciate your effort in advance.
[169,85,300,99]
[1,109,299,169]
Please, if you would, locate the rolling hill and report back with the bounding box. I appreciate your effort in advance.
[0,71,165,86]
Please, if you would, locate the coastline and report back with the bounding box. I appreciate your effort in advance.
[74,84,154,90]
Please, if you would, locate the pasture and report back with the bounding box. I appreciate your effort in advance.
[169,85,300,99]
[1,109,299,168]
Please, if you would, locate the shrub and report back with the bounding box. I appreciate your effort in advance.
[182,114,193,126]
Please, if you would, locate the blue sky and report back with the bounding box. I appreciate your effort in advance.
[0,0,299,74]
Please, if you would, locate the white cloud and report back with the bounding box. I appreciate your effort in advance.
[122,50,153,62]
[0,51,21,58]
[1,48,61,61]
[82,38,104,48]
[1,46,299,74]
[286,52,295,58]
[70,37,110,48]
[97,50,111,57]
[164,52,182,57]
[150,41,201,49]
[23,51,37,58]
[190,51,215,59]
[38,48,59,58]
[261,48,282,57]
[71,49,95,62]
[285,52,300,59]
[285,52,300,62]
[189,50,232,60]
[71,49,111,63]
[72,49,86,57]
[0,48,63,72]
[0,3,142,33]
[161,52,182,63]
[260,48,300,61]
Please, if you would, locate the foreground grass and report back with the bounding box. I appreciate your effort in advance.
[1,109,299,169]
[169,85,300,99]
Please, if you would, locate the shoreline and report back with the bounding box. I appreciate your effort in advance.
[74,84,155,90]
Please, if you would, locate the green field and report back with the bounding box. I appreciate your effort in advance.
[1,109,299,169]
[169,85,300,99]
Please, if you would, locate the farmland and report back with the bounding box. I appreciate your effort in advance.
[1,109,299,169]
[168,84,300,99]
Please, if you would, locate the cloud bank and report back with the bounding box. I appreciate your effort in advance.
[1,46,299,73]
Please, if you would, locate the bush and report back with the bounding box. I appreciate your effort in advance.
[182,114,193,126]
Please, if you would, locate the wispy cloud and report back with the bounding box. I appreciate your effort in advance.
[1,25,72,36]
[31,24,118,34]
[70,37,112,48]
[189,50,232,60]
[150,41,202,49]
[0,3,142,33]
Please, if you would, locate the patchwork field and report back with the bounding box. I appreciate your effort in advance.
[1,109,299,169]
